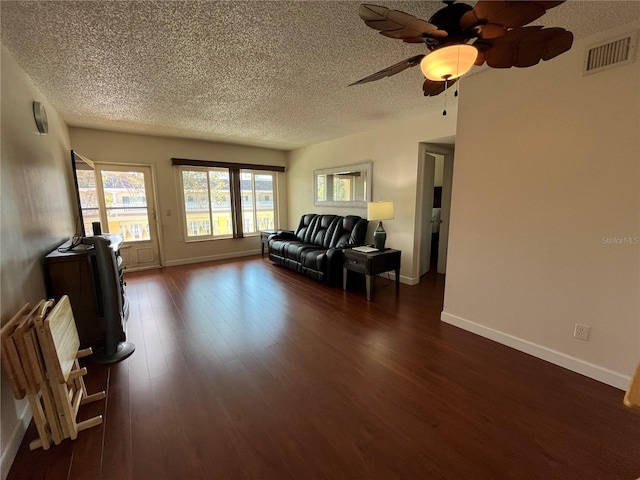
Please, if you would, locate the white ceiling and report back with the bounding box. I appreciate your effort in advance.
[2,1,638,150]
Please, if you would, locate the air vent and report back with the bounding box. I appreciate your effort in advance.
[583,31,637,75]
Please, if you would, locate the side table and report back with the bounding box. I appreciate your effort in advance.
[343,248,401,301]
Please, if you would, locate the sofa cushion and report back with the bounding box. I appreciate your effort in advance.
[295,214,318,243]
[307,215,339,248]
[299,248,327,271]
[329,215,367,248]
[268,237,296,256]
[283,241,315,260]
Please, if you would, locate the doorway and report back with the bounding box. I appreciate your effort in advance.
[93,164,161,270]
[415,143,455,277]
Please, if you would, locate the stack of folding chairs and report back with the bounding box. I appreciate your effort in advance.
[0,295,105,450]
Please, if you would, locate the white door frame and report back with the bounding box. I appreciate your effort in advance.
[417,152,436,277]
[413,143,455,277]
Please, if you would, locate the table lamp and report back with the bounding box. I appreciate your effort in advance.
[367,201,394,250]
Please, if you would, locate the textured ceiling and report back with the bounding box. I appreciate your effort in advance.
[2,1,639,150]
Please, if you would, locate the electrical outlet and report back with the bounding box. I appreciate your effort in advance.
[574,324,590,341]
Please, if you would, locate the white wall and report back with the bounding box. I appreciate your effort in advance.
[287,112,457,284]
[69,128,288,266]
[443,22,640,389]
[0,46,73,478]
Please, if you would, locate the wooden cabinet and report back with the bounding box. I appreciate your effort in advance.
[45,234,128,349]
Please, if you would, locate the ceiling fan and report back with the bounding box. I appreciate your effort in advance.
[351,1,574,97]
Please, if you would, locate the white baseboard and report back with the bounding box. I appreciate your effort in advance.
[440,311,631,390]
[163,249,261,267]
[1,403,31,480]
[380,271,418,286]
[401,275,419,286]
[397,273,419,285]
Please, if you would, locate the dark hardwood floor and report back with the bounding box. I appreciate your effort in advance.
[7,256,640,479]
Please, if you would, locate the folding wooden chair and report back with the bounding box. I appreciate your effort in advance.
[14,301,64,447]
[624,360,640,412]
[0,304,31,399]
[33,295,105,440]
[0,302,60,449]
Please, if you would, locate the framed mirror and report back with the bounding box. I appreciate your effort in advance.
[314,161,372,208]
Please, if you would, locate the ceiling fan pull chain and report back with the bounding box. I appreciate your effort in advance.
[442,78,448,116]
[454,47,461,98]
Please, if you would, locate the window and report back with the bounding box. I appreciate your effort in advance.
[188,221,199,236]
[122,195,145,205]
[178,165,278,240]
[130,224,142,240]
[76,169,101,235]
[241,170,275,235]
[180,168,232,239]
[100,170,151,243]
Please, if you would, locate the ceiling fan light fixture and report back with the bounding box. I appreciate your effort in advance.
[420,44,478,81]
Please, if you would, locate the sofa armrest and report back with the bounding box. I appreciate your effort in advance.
[270,230,296,241]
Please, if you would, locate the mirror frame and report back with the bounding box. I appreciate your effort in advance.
[313,161,372,208]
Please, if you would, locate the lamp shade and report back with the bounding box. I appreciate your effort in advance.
[367,201,394,221]
[420,44,478,81]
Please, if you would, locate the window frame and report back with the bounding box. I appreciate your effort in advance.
[177,165,278,242]
[239,169,277,237]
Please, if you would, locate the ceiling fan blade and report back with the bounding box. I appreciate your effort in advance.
[475,23,508,40]
[350,54,425,86]
[483,26,573,68]
[473,49,488,67]
[359,4,446,43]
[422,77,457,97]
[461,1,566,32]
[540,29,574,60]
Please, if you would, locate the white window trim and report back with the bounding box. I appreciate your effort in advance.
[177,165,278,242]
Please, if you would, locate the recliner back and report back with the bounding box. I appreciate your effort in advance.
[294,214,317,242]
[301,215,337,248]
[331,215,367,248]
[294,214,367,249]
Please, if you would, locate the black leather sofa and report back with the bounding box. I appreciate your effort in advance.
[268,213,368,286]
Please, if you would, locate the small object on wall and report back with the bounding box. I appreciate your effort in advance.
[33,101,48,134]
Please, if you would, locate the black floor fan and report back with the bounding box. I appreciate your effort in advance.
[83,236,135,364]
